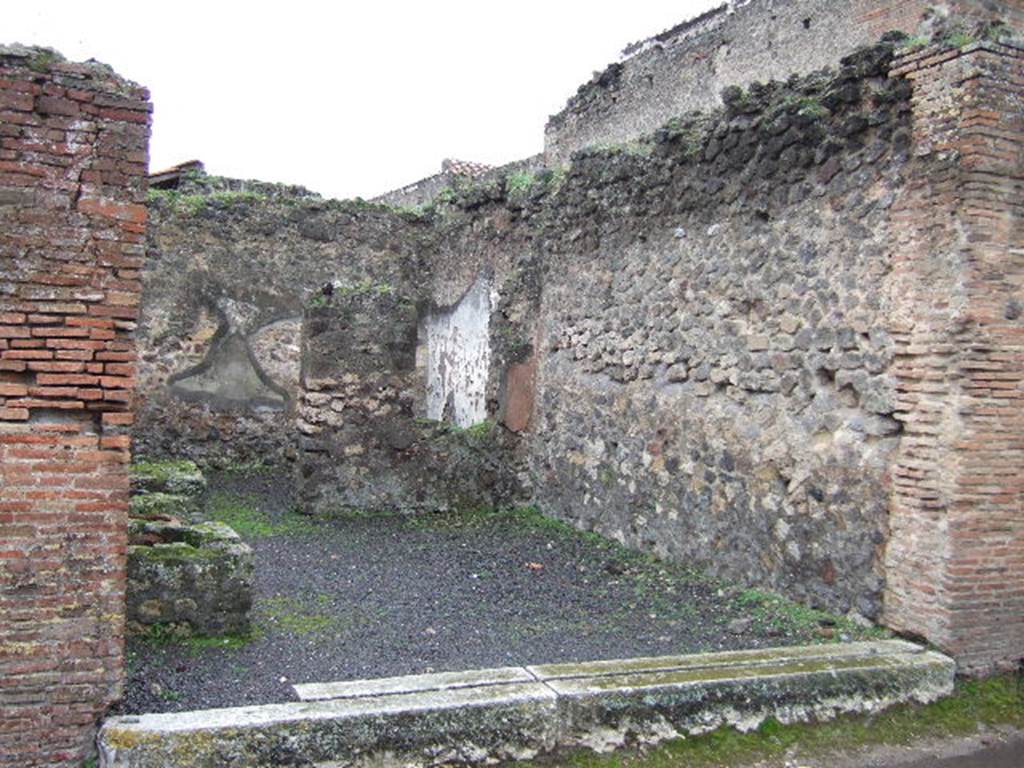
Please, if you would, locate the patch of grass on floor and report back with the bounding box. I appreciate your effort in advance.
[207,491,317,538]
[407,506,882,641]
[257,595,343,636]
[734,588,890,642]
[185,634,257,651]
[135,623,259,652]
[405,506,632,557]
[513,675,1024,768]
[321,506,403,521]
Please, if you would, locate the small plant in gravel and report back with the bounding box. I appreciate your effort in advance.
[137,623,258,652]
[432,418,498,445]
[185,634,257,652]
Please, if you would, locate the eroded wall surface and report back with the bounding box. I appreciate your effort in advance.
[423,275,492,427]
[0,46,149,768]
[298,287,523,515]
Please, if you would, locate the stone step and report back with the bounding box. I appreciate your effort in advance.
[98,640,954,767]
[294,665,534,701]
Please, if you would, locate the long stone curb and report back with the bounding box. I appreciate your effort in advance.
[98,640,954,767]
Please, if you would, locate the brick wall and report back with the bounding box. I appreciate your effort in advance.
[884,40,1024,674]
[0,46,150,767]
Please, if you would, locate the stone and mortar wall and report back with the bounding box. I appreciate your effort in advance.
[544,0,932,163]
[0,46,149,768]
[298,284,524,515]
[138,184,429,464]
[142,172,542,509]
[531,41,913,621]
[883,39,1024,674]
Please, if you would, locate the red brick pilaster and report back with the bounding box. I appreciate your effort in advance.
[0,47,150,767]
[884,41,1024,675]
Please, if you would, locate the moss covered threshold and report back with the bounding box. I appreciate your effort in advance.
[99,639,952,766]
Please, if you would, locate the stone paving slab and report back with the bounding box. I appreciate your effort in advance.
[294,665,535,701]
[99,641,955,767]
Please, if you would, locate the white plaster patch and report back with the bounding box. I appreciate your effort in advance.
[424,276,491,427]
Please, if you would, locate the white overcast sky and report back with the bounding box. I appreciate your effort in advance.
[7,1,719,200]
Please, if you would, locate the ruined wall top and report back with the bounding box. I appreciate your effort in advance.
[543,0,1023,163]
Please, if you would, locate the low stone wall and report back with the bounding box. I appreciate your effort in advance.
[99,640,954,767]
[127,519,253,637]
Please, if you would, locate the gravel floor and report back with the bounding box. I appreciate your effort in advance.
[118,467,881,714]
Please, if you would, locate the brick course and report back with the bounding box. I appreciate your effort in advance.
[0,46,149,767]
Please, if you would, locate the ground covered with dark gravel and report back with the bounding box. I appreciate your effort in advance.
[118,466,884,714]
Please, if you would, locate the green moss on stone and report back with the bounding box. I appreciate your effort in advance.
[102,728,162,751]
[132,459,200,482]
[130,492,194,520]
[130,541,219,562]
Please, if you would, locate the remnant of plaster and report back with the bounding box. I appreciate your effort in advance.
[424,276,492,427]
[170,333,286,410]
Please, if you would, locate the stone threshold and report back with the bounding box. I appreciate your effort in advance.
[98,640,954,767]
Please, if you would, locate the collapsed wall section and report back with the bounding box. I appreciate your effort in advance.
[0,46,150,768]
